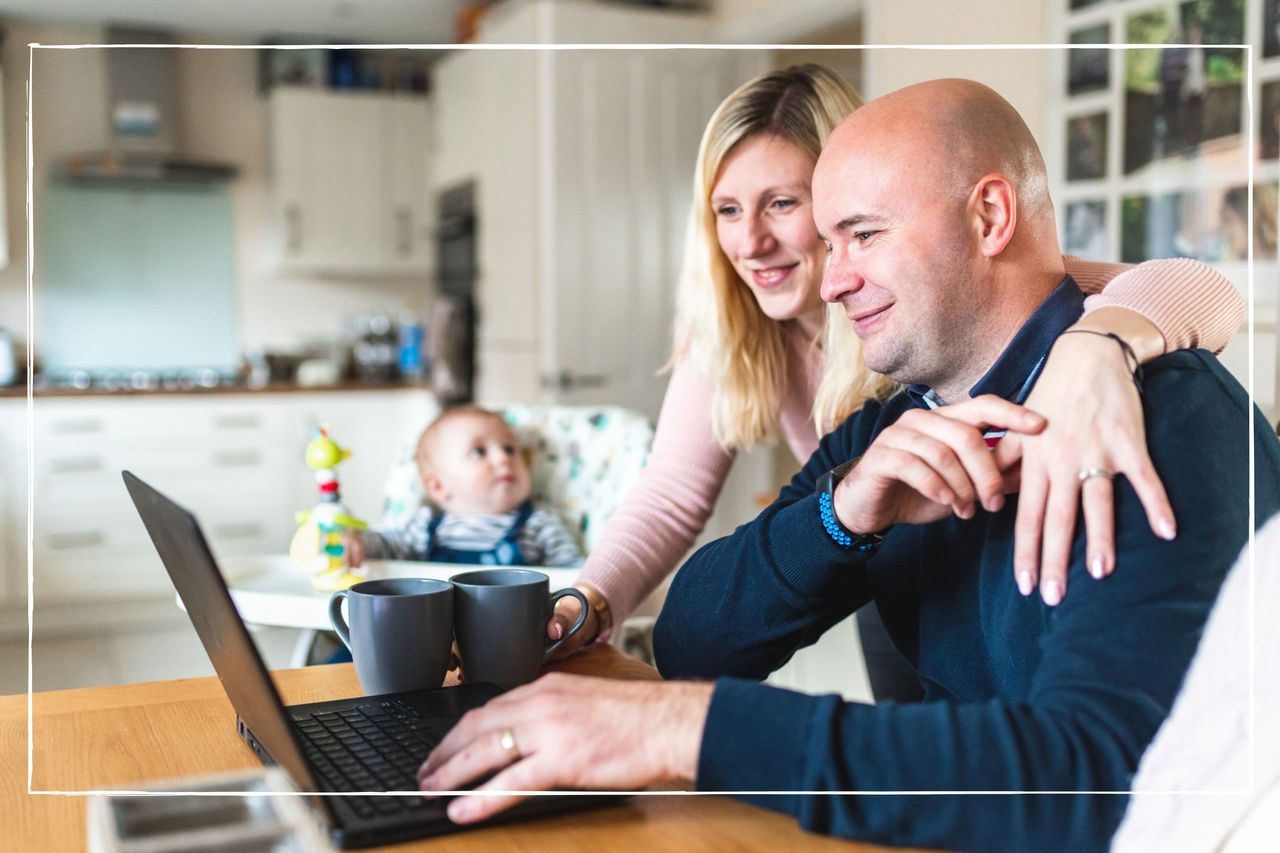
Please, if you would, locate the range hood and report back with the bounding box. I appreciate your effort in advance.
[59,27,237,185]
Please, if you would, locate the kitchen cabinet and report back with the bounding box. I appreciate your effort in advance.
[433,0,764,419]
[268,88,433,275]
[0,388,433,609]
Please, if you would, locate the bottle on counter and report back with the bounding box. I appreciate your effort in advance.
[243,346,270,389]
[396,310,426,381]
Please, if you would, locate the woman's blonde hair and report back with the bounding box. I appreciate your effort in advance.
[671,64,894,451]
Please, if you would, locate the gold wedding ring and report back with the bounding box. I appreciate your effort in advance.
[499,727,522,763]
[1077,467,1115,482]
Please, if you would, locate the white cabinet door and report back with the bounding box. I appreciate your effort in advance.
[271,89,332,268]
[385,98,434,271]
[468,46,539,358]
[269,89,431,275]
[433,47,541,404]
[310,94,385,271]
[542,49,750,420]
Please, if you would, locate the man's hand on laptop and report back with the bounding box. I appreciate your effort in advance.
[417,673,713,823]
[832,395,1045,534]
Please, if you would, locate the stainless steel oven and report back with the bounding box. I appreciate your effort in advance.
[431,182,477,404]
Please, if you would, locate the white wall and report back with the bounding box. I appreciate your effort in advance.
[0,20,108,337]
[711,0,1048,143]
[0,20,430,355]
[861,0,1048,137]
[712,0,864,44]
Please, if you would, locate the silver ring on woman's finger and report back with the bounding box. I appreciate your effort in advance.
[499,727,522,763]
[1077,467,1115,482]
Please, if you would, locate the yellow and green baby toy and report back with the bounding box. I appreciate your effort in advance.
[290,426,368,591]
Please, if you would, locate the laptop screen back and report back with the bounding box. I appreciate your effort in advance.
[122,471,329,809]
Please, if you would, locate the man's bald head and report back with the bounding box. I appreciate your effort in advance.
[824,79,1051,224]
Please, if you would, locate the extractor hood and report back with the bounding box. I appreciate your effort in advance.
[58,26,237,185]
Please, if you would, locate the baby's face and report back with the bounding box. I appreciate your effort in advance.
[424,414,532,515]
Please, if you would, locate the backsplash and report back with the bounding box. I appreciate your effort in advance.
[38,181,239,377]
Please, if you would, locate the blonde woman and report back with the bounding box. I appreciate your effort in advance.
[548,65,1244,700]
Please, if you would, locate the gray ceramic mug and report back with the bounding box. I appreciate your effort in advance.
[450,569,589,689]
[328,578,454,696]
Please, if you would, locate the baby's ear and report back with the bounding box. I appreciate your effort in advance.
[422,472,449,505]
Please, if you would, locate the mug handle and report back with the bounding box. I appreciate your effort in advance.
[328,590,354,651]
[543,588,589,662]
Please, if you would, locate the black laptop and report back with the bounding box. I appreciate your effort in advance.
[123,470,618,849]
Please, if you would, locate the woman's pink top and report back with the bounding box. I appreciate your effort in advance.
[581,256,1246,623]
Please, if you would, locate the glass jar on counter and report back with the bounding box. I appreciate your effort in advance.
[352,313,398,383]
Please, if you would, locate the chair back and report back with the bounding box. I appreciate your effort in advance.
[379,404,653,553]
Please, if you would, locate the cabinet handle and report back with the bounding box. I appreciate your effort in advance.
[285,203,302,254]
[212,450,262,468]
[47,530,106,550]
[396,207,412,256]
[48,456,104,475]
[49,418,103,435]
[213,522,265,540]
[213,414,262,431]
[542,371,609,392]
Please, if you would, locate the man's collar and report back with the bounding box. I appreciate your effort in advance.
[907,276,1084,408]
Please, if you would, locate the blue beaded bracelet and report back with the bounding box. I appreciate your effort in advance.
[818,491,854,548]
[816,460,889,553]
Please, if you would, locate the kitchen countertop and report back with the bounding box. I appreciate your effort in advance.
[0,379,430,399]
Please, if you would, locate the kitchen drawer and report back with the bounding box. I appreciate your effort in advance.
[33,441,295,497]
[34,505,175,600]
[34,506,294,602]
[35,543,294,604]
[35,480,296,560]
[0,404,26,452]
[33,467,296,535]
[38,496,292,548]
[32,397,299,444]
[35,548,173,602]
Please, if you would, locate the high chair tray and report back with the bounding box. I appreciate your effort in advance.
[191,554,580,631]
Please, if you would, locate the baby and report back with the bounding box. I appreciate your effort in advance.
[346,405,584,567]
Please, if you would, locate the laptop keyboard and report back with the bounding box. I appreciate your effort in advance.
[290,699,449,821]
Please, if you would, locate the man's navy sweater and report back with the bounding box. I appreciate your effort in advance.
[653,279,1280,852]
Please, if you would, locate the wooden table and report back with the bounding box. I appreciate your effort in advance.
[2,644,905,852]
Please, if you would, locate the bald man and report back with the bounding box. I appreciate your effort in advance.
[652,79,1278,849]
[415,81,1280,852]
